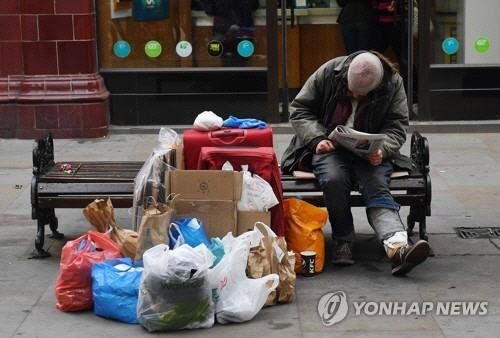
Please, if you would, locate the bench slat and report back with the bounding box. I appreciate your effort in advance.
[39,196,134,209]
[38,183,135,194]
[281,177,425,192]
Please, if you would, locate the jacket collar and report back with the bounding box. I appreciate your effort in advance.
[333,50,367,73]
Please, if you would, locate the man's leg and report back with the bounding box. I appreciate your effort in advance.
[312,151,355,265]
[355,160,430,276]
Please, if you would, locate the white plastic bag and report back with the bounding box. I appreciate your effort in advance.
[238,168,279,211]
[193,111,223,131]
[132,128,180,231]
[209,234,279,324]
[137,244,215,332]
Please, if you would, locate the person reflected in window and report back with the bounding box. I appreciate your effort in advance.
[373,0,418,108]
[337,0,380,54]
[202,0,259,66]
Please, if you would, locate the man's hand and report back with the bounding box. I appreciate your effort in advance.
[368,149,383,166]
[315,140,335,154]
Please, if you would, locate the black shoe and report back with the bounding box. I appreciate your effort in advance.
[391,240,430,276]
[332,241,354,266]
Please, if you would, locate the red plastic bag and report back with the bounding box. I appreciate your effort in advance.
[55,231,121,312]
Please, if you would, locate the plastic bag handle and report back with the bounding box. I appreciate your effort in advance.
[111,264,132,272]
[263,274,280,291]
[104,226,113,236]
[254,221,277,238]
[168,222,185,248]
[77,234,93,254]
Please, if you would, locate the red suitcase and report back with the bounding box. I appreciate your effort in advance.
[197,147,285,236]
[182,127,273,169]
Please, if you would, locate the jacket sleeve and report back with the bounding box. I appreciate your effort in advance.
[379,74,409,159]
[289,63,330,152]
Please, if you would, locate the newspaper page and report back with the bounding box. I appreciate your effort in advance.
[328,125,385,157]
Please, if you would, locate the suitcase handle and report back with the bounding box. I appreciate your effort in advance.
[209,129,247,145]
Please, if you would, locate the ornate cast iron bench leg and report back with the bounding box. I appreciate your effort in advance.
[30,134,64,259]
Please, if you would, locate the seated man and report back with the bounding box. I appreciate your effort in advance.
[281,51,430,276]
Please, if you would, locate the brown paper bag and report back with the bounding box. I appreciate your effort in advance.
[107,225,139,259]
[276,237,296,304]
[83,198,116,233]
[83,198,139,258]
[135,201,174,260]
[246,223,280,306]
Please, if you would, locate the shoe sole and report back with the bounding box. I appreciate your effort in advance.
[392,240,430,276]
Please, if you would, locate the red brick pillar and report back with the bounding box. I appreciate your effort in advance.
[0,0,109,139]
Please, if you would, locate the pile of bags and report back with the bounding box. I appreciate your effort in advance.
[54,216,295,331]
[53,126,329,332]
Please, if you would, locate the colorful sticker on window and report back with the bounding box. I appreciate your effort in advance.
[237,40,254,58]
[176,41,192,58]
[145,40,162,58]
[207,40,223,57]
[113,40,131,58]
[475,36,490,54]
[442,37,459,55]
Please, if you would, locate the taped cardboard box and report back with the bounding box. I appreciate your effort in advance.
[174,199,237,238]
[167,170,242,238]
[167,170,242,201]
[236,210,271,235]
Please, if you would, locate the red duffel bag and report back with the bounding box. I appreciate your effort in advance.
[55,231,121,312]
[197,146,285,236]
[183,127,273,169]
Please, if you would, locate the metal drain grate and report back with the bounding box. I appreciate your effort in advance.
[455,227,500,239]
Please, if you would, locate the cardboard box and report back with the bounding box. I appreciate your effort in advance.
[174,200,237,238]
[167,170,243,238]
[168,170,242,201]
[236,210,271,235]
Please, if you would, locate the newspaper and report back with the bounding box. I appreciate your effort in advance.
[328,125,385,157]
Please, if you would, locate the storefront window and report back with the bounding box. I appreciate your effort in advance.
[430,0,500,65]
[97,0,268,69]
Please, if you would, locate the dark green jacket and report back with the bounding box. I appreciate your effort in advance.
[281,54,409,174]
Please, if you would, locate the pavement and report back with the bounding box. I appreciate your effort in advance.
[1,130,500,337]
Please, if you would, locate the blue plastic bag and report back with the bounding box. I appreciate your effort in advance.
[222,115,268,129]
[208,238,225,267]
[169,218,210,248]
[91,258,144,324]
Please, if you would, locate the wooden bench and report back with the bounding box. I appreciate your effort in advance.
[30,132,431,258]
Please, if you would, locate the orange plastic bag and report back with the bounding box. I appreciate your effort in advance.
[283,198,328,274]
[55,231,121,312]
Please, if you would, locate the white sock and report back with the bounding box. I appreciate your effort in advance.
[383,231,408,258]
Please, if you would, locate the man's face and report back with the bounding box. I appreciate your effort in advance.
[347,90,367,101]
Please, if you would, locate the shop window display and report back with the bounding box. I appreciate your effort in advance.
[97,0,266,69]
